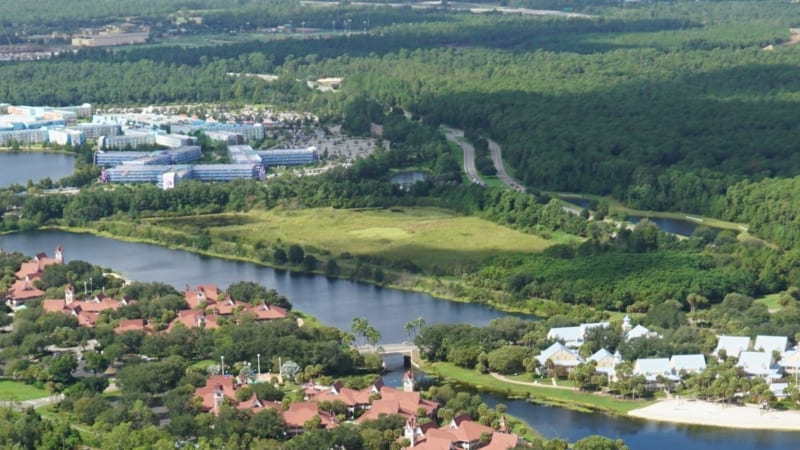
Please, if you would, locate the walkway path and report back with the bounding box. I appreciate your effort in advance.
[490,372,574,391]
[443,127,486,187]
[0,393,64,411]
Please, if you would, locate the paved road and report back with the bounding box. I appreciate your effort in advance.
[490,373,574,391]
[443,127,486,187]
[486,137,526,192]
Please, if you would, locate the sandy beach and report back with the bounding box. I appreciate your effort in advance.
[628,398,800,430]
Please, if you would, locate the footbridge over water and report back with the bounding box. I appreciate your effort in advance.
[355,343,419,368]
[355,343,417,356]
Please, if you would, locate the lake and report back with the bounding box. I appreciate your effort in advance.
[627,215,699,237]
[482,395,800,450]
[0,152,76,187]
[0,230,525,343]
[559,196,700,237]
[390,171,428,188]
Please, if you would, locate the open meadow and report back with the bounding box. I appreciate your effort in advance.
[151,207,556,270]
[0,380,50,401]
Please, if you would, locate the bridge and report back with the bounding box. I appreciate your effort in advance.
[354,343,417,356]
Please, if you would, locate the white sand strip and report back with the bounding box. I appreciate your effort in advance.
[628,399,800,431]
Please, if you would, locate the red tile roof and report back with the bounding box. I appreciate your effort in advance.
[482,432,519,450]
[7,278,44,302]
[208,298,247,316]
[167,309,219,331]
[114,319,153,335]
[247,302,288,321]
[283,401,334,430]
[184,284,219,309]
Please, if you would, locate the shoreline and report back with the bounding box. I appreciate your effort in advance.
[627,398,800,431]
[24,225,542,318]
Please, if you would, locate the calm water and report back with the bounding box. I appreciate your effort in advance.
[0,230,523,343]
[482,395,800,450]
[0,152,76,187]
[559,197,700,237]
[627,215,699,237]
[390,171,428,187]
[3,230,799,449]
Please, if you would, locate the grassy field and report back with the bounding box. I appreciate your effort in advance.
[755,293,784,313]
[151,207,554,271]
[0,380,50,401]
[429,363,652,415]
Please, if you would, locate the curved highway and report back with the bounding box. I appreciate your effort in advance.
[443,126,525,192]
[486,137,526,192]
[443,127,486,187]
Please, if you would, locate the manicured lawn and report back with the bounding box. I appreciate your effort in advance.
[189,359,217,370]
[755,293,784,312]
[430,363,652,414]
[0,380,50,401]
[151,207,555,271]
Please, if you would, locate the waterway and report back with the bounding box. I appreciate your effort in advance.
[390,170,428,188]
[0,230,523,343]
[482,395,800,450]
[3,229,799,448]
[0,152,76,187]
[560,196,700,237]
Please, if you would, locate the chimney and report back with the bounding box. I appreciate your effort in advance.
[213,386,224,414]
[404,417,417,447]
[54,246,64,264]
[65,285,74,305]
[403,371,414,392]
[23,276,31,290]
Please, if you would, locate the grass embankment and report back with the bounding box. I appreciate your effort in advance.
[0,380,50,401]
[429,363,652,415]
[148,206,554,272]
[755,293,784,313]
[53,205,572,316]
[37,404,101,446]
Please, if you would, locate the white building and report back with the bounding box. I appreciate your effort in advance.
[754,335,788,355]
[737,351,781,379]
[714,336,751,359]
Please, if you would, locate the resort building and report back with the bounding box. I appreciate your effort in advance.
[588,348,622,381]
[669,354,706,376]
[42,286,127,328]
[155,133,196,148]
[402,414,519,450]
[714,336,751,359]
[95,146,202,167]
[0,128,48,146]
[6,248,63,305]
[72,24,149,47]
[98,130,157,150]
[754,335,788,355]
[737,351,781,379]
[69,123,121,139]
[535,342,582,375]
[48,128,85,147]
[258,147,319,166]
[546,321,609,348]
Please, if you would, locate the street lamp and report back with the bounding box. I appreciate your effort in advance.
[220,355,225,375]
[363,20,367,33]
[332,20,336,32]
[257,353,261,376]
